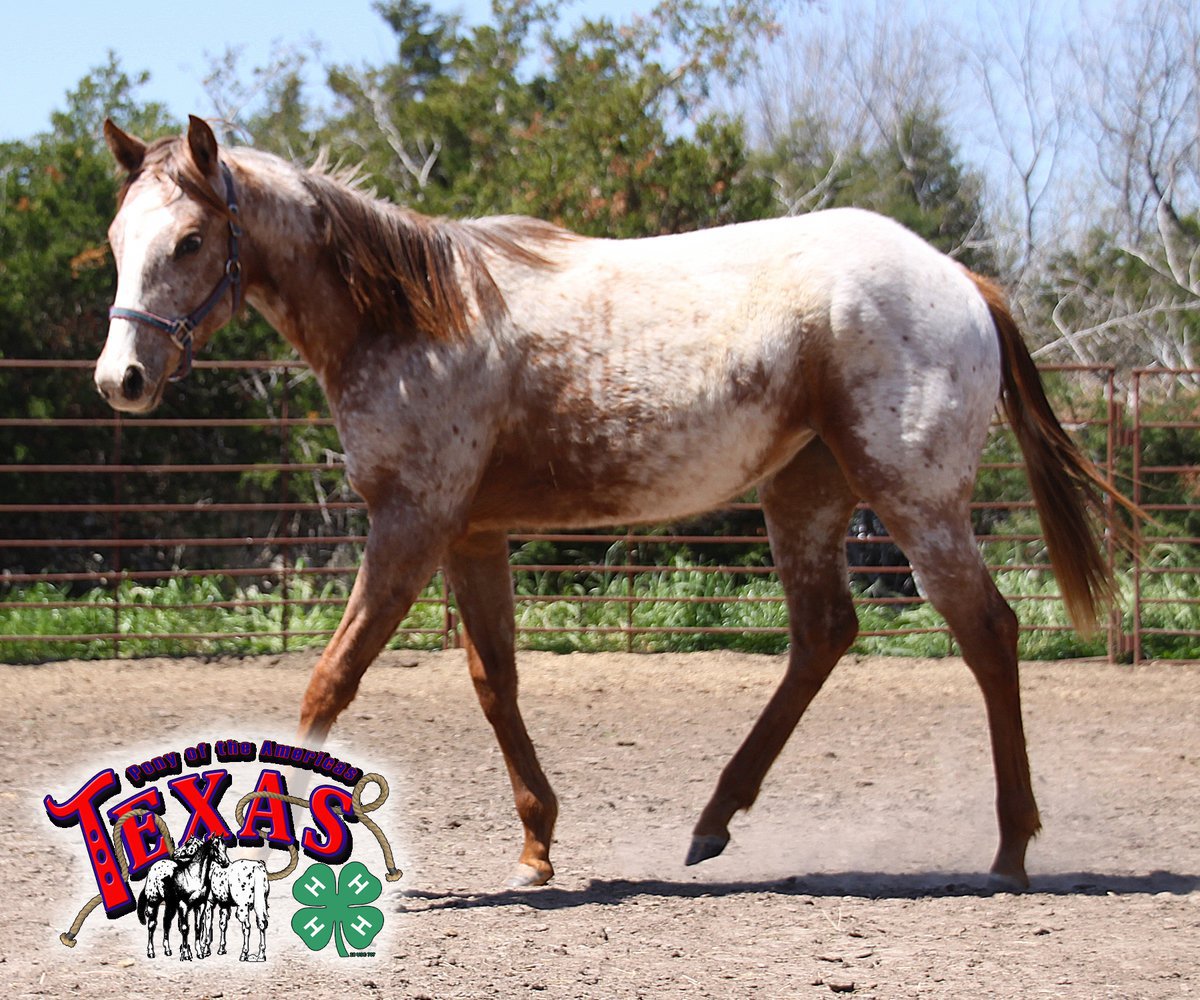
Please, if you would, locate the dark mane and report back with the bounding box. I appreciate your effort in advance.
[121,137,575,339]
[300,168,574,338]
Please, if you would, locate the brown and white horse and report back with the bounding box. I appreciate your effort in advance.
[97,116,1123,890]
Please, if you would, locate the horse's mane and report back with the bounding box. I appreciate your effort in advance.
[299,166,574,338]
[119,137,575,339]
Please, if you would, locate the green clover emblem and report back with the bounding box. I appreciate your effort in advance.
[290,861,385,956]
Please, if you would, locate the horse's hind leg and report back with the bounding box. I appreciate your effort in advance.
[689,440,859,865]
[254,904,267,961]
[445,530,558,888]
[145,901,158,959]
[236,906,251,960]
[161,899,173,957]
[858,493,1040,887]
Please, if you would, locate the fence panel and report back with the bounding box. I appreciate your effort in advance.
[1130,369,1200,662]
[0,358,1191,662]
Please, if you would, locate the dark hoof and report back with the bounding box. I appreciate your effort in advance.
[685,833,729,866]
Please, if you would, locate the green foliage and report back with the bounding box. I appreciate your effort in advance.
[1037,220,1200,368]
[0,572,446,663]
[321,0,775,233]
[8,564,1200,661]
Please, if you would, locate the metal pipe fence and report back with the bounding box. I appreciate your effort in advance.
[1,359,1196,662]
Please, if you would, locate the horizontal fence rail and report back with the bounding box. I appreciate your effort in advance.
[1,359,1197,663]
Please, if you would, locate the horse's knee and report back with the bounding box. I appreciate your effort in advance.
[822,596,860,658]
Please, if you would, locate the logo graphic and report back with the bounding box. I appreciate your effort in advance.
[42,736,401,964]
[291,861,384,957]
[137,834,268,961]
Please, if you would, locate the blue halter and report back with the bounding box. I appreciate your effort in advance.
[108,162,243,382]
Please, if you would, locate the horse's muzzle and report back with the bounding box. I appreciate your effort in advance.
[95,361,155,412]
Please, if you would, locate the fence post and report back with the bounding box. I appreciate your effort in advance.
[1104,367,1119,663]
[112,411,123,659]
[442,573,458,649]
[1131,372,1143,664]
[279,368,292,653]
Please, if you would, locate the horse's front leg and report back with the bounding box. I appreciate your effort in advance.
[299,503,446,741]
[446,530,558,888]
[217,907,229,955]
[161,899,173,957]
[197,901,212,958]
[176,904,193,962]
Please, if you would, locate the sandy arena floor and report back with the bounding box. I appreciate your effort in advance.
[2,650,1197,998]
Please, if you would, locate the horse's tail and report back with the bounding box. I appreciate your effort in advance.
[254,865,269,924]
[969,271,1139,633]
[137,885,148,925]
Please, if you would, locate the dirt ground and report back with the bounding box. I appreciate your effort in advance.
[2,649,1198,998]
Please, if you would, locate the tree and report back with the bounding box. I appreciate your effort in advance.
[741,1,992,270]
[1025,0,1200,376]
[321,0,776,234]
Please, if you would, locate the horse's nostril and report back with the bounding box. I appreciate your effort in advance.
[121,365,145,400]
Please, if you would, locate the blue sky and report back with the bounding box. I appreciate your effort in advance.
[1,0,653,141]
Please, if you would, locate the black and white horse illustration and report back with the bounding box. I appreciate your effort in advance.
[137,836,229,961]
[136,854,178,959]
[200,858,270,962]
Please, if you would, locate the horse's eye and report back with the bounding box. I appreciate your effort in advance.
[174,234,203,259]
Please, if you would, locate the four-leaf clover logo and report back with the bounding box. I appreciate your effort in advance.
[290,861,384,956]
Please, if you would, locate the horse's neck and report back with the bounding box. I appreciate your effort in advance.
[178,850,212,898]
[232,152,359,382]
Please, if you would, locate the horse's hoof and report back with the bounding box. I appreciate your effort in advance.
[987,869,1031,892]
[505,863,552,888]
[685,833,729,866]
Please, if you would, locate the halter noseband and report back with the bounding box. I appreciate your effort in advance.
[108,162,243,383]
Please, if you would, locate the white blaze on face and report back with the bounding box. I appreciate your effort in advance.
[95,180,185,410]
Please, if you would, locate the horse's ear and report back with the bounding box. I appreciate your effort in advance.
[103,118,146,173]
[186,115,220,179]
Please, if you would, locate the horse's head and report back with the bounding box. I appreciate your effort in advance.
[208,835,231,868]
[95,116,242,413]
[173,836,203,861]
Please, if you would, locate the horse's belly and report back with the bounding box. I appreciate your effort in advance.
[473,415,814,530]
[603,423,815,524]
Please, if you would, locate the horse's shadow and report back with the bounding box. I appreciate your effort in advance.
[397,870,1200,914]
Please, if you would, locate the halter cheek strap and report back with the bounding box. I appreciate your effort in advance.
[108,162,243,383]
